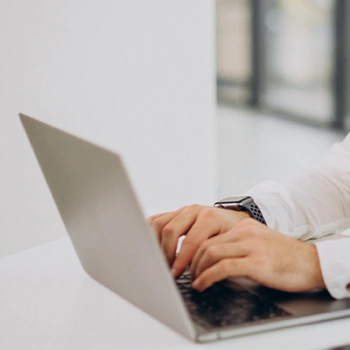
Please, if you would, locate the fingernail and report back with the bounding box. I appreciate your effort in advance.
[170,268,177,278]
[192,279,200,291]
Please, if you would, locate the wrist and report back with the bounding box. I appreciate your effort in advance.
[233,210,251,221]
[214,196,267,225]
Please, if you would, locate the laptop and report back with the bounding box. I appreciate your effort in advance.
[19,113,350,343]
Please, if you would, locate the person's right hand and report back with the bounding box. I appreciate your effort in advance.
[148,205,250,279]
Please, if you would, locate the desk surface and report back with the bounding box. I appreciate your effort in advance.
[1,237,350,350]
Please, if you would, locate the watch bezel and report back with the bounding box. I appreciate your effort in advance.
[214,196,253,209]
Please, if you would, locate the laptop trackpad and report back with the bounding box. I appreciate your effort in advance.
[231,277,350,317]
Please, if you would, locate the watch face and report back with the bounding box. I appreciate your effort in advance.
[217,196,252,204]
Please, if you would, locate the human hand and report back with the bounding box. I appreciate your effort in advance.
[190,218,326,293]
[148,205,250,278]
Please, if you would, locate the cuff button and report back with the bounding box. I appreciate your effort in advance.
[346,282,350,292]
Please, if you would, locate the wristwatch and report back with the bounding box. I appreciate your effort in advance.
[214,196,267,225]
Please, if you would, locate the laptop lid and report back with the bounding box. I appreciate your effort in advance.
[19,113,196,341]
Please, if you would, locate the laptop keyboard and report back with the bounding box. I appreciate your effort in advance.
[176,270,291,330]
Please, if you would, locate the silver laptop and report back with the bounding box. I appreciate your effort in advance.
[19,113,350,343]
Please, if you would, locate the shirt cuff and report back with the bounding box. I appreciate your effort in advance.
[315,238,350,299]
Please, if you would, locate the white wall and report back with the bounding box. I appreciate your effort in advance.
[0,1,217,258]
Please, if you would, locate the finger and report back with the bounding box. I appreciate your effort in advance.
[148,209,182,242]
[192,258,249,292]
[190,230,241,277]
[170,216,221,278]
[192,242,248,280]
[146,213,163,226]
[160,211,199,266]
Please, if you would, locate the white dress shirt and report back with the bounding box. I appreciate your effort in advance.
[247,133,350,299]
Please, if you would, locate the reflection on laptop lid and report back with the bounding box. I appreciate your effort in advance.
[19,113,350,343]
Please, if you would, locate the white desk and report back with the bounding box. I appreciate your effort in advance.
[1,237,350,350]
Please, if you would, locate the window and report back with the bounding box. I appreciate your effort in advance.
[217,0,349,130]
[217,0,252,103]
[262,0,334,123]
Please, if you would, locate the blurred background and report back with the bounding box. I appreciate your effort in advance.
[0,0,349,258]
[216,0,350,195]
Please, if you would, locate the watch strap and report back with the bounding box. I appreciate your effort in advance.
[241,201,266,225]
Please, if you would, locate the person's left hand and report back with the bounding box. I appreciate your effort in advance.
[190,218,326,293]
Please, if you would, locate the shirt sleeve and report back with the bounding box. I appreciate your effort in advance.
[245,133,350,299]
